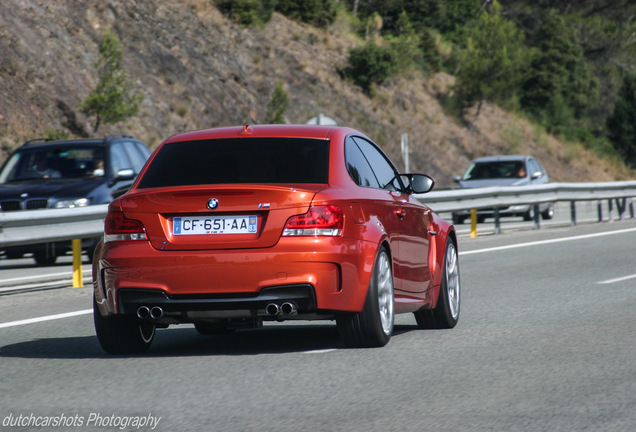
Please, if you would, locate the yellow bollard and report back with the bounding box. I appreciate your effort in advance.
[72,239,83,288]
[470,209,477,238]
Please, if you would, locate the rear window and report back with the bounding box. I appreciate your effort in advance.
[137,137,329,188]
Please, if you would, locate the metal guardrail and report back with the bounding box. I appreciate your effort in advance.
[1,181,636,249]
[0,205,107,248]
[418,180,636,235]
[417,181,636,213]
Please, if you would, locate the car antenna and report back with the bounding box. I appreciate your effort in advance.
[239,124,253,136]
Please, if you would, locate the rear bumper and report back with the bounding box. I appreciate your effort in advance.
[93,236,378,319]
[118,285,317,324]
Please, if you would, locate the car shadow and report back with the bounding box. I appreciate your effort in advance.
[0,324,421,359]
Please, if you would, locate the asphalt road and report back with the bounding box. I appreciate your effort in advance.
[1,218,635,431]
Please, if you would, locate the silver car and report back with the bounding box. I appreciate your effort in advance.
[452,155,554,224]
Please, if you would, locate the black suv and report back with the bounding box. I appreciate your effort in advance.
[0,134,151,265]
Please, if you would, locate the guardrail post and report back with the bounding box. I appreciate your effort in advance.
[72,239,83,288]
[608,199,614,221]
[630,199,635,219]
[533,204,541,230]
[494,208,501,234]
[616,198,626,220]
[597,201,603,222]
[570,201,577,226]
[470,209,477,238]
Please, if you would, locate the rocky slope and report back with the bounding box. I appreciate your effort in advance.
[0,0,632,187]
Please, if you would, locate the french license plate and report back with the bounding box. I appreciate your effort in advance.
[173,215,257,235]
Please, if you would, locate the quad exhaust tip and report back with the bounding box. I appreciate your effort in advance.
[281,302,297,316]
[265,303,280,316]
[137,306,150,319]
[150,306,164,319]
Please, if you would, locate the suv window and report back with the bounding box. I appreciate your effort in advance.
[137,138,329,188]
[0,146,107,182]
[121,141,148,173]
[110,143,133,177]
[134,141,152,164]
[528,158,541,176]
[464,161,526,180]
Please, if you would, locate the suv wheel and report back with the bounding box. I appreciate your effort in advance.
[33,244,57,266]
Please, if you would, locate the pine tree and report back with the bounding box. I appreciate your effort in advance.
[265,81,289,124]
[607,74,636,167]
[519,9,598,132]
[452,1,531,126]
[80,31,141,133]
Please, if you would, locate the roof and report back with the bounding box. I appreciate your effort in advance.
[162,124,364,144]
[20,134,137,149]
[470,155,533,163]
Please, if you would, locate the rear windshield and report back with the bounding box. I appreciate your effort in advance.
[137,137,329,188]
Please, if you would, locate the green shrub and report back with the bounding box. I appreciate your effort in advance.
[607,74,636,167]
[275,0,339,28]
[216,0,275,26]
[344,42,398,95]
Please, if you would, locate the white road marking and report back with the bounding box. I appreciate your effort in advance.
[458,227,636,256]
[0,309,92,329]
[0,280,90,293]
[302,349,337,354]
[597,274,636,285]
[1,269,91,284]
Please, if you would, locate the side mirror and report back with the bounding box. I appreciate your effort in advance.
[453,175,461,183]
[405,174,435,194]
[111,168,135,185]
[530,171,543,180]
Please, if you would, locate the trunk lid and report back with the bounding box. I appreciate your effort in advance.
[119,185,324,251]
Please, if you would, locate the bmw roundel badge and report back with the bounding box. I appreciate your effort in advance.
[207,198,219,210]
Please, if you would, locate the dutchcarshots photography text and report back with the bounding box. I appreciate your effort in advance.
[2,412,162,430]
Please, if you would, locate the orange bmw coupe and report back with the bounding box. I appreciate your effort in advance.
[93,125,460,353]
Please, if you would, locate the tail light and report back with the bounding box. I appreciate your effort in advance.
[283,205,343,237]
[104,211,148,242]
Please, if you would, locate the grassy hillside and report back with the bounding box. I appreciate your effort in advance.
[0,0,632,187]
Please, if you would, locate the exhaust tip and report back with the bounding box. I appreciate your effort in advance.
[265,303,280,316]
[150,306,164,319]
[137,306,150,319]
[281,302,297,316]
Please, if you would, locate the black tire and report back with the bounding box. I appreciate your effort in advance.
[522,205,535,221]
[33,244,57,266]
[541,203,555,220]
[86,245,97,264]
[337,247,394,348]
[93,296,155,354]
[452,214,466,225]
[414,239,460,329]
